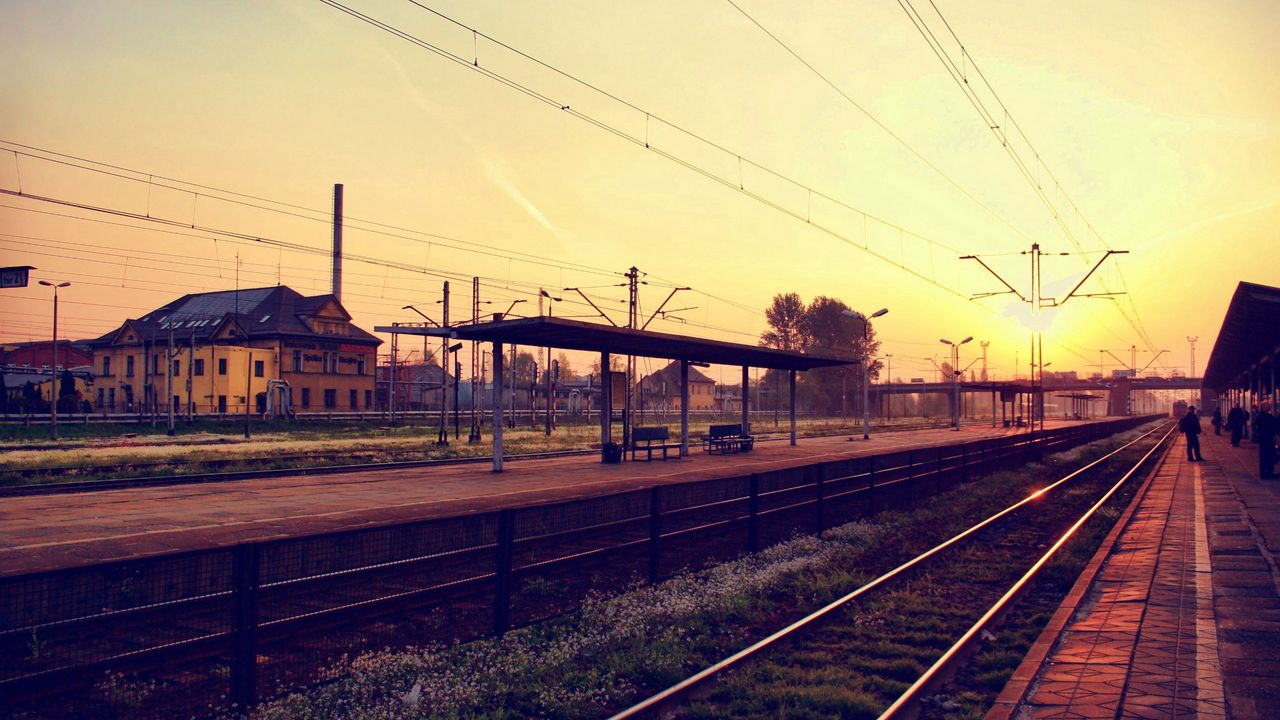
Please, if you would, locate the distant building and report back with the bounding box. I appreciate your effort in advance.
[377,362,452,412]
[0,340,94,369]
[636,361,715,412]
[1,363,93,414]
[89,286,380,416]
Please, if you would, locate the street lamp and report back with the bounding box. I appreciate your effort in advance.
[939,335,973,431]
[842,307,888,440]
[38,280,71,440]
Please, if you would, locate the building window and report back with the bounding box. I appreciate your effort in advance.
[102,356,111,375]
[254,360,264,378]
[293,350,302,373]
[365,389,372,408]
[324,389,337,409]
[194,359,205,376]
[300,388,311,408]
[218,395,227,414]
[349,389,357,408]
[172,360,180,376]
[97,388,104,409]
[126,355,134,377]
[108,387,115,409]
[357,356,366,375]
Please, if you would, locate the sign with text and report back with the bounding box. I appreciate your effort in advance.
[0,266,35,289]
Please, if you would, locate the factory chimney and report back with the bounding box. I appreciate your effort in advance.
[331,183,344,302]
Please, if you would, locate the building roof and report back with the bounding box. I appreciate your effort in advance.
[1202,281,1280,390]
[386,316,855,372]
[89,286,381,348]
[639,360,714,387]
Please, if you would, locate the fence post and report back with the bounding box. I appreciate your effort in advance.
[906,450,914,507]
[493,509,515,635]
[866,457,876,517]
[648,487,661,584]
[815,465,825,536]
[936,446,944,495]
[747,474,760,553]
[230,543,261,714]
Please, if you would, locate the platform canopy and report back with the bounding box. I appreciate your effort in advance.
[385,315,856,371]
[1202,281,1280,391]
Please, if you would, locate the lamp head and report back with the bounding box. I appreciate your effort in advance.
[939,339,952,346]
[870,307,889,318]
[960,336,974,345]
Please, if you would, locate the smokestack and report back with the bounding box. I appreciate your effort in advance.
[332,183,344,301]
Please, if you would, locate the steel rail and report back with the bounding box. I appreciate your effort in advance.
[606,422,1166,720]
[878,421,1177,718]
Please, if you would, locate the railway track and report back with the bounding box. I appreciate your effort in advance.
[608,421,1175,719]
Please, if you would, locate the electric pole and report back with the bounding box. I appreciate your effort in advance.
[1186,336,1197,377]
[469,277,481,443]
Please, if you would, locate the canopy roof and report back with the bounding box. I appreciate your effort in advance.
[1202,281,1280,390]
[378,316,855,372]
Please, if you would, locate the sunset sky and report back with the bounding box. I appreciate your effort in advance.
[2,0,1277,383]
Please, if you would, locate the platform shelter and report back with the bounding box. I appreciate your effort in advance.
[380,315,854,472]
[1203,281,1280,413]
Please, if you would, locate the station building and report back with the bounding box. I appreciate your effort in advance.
[89,286,381,416]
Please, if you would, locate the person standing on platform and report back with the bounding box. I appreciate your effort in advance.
[1250,404,1260,444]
[1180,405,1205,461]
[1258,401,1277,480]
[1228,405,1247,447]
[1211,407,1223,436]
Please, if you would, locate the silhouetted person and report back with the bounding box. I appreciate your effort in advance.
[1258,401,1277,480]
[1250,404,1260,444]
[1228,405,1247,447]
[1211,407,1222,436]
[1179,405,1204,461]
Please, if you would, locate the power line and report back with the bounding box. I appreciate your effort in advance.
[317,0,971,300]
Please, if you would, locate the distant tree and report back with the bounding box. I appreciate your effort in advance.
[556,352,577,380]
[589,355,626,381]
[759,293,884,416]
[57,370,77,413]
[513,351,537,384]
[760,293,806,351]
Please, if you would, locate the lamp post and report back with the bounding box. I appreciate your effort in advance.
[842,307,888,440]
[939,335,973,431]
[38,280,71,440]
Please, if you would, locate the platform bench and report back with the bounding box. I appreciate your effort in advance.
[631,426,681,461]
[702,423,754,454]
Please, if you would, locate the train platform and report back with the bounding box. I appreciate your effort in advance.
[0,419,1080,577]
[991,430,1280,719]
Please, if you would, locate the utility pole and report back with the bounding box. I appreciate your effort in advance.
[1186,336,1198,377]
[962,243,1128,433]
[437,281,450,446]
[167,327,175,436]
[979,341,989,381]
[624,266,639,453]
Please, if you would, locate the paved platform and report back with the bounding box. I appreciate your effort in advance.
[0,421,1065,577]
[991,430,1280,719]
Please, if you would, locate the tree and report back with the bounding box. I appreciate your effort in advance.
[58,369,77,413]
[513,351,537,384]
[589,355,626,381]
[555,352,577,380]
[760,293,806,351]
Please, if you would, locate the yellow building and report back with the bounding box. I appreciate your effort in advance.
[89,286,381,416]
[636,361,716,412]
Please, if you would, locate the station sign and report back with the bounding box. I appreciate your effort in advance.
[0,266,35,289]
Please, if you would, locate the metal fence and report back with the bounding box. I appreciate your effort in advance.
[0,417,1155,718]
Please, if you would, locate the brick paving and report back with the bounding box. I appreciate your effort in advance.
[0,421,1048,577]
[992,430,1280,719]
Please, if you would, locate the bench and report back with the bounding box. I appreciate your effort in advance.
[702,423,754,455]
[630,426,681,461]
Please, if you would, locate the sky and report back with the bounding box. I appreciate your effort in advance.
[1,0,1277,384]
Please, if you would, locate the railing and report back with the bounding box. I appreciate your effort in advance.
[0,416,1156,718]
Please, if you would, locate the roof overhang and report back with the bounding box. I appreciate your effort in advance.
[375,316,854,372]
[1202,281,1280,390]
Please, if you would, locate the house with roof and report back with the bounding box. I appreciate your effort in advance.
[636,360,716,413]
[88,286,380,416]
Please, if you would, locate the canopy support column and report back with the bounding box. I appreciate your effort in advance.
[492,341,504,473]
[741,366,750,432]
[789,370,797,446]
[680,360,690,457]
[600,351,611,461]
